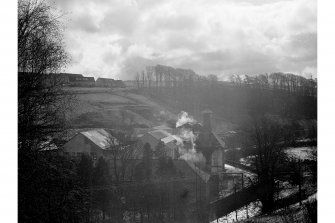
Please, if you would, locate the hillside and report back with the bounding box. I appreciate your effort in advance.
[65,87,179,131]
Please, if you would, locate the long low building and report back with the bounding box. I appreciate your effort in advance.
[96,77,126,88]
[62,128,119,161]
[140,129,179,159]
[59,73,84,84]
[19,72,126,88]
[96,77,115,87]
[68,76,95,87]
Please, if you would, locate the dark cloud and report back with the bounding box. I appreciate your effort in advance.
[100,6,139,35]
[286,32,317,61]
[70,13,99,33]
[53,0,316,79]
[172,49,278,76]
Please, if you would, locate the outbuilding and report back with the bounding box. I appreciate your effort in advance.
[62,128,118,161]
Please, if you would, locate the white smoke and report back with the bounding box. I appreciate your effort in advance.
[178,129,205,164]
[179,128,196,147]
[176,111,196,128]
[180,151,206,164]
[173,111,206,165]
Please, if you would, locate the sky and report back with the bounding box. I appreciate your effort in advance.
[53,0,317,80]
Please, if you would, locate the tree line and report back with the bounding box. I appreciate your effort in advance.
[133,67,317,121]
[230,72,317,96]
[134,65,316,96]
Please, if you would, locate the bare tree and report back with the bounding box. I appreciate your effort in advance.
[246,114,288,212]
[18,0,68,73]
[207,74,218,82]
[106,131,139,184]
[230,74,242,87]
[135,72,140,89]
[17,2,83,222]
[18,0,72,151]
[141,70,146,88]
[146,67,153,89]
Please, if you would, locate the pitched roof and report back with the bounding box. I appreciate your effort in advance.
[80,129,118,150]
[161,135,179,150]
[152,125,173,132]
[161,135,177,144]
[148,130,170,140]
[165,141,178,150]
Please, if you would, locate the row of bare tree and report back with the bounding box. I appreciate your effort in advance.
[134,66,316,97]
[134,64,218,89]
[230,73,317,96]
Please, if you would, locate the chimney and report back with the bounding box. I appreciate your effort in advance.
[202,109,213,131]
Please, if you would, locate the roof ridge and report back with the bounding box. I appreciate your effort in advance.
[80,129,117,150]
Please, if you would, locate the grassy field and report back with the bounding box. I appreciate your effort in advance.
[65,87,177,131]
[64,87,242,141]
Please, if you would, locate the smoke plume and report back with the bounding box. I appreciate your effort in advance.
[176,111,196,128]
[173,111,205,165]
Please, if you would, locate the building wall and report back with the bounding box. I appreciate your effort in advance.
[96,79,113,87]
[140,133,160,151]
[174,160,212,205]
[69,81,95,87]
[211,149,225,173]
[63,134,103,160]
[115,80,125,88]
[165,142,178,159]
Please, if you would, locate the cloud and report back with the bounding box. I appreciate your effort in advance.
[100,6,140,35]
[119,56,158,80]
[285,32,317,62]
[70,13,100,33]
[53,0,317,80]
[302,66,317,79]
